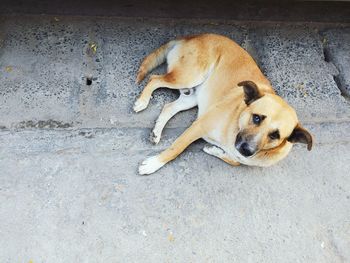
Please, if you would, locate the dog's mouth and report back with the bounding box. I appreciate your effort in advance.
[235,133,258,158]
[236,143,254,157]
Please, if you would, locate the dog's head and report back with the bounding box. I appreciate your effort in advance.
[235,81,313,157]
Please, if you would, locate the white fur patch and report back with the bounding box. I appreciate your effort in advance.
[133,98,148,112]
[138,155,165,175]
[150,128,162,145]
[203,145,225,157]
[152,91,198,144]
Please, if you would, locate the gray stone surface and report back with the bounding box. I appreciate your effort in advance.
[0,16,247,129]
[1,16,350,130]
[1,15,350,262]
[322,28,350,97]
[247,24,350,122]
[0,128,350,262]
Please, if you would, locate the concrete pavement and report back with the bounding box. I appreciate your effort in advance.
[0,15,350,262]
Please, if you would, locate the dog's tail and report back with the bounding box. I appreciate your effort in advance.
[136,40,178,84]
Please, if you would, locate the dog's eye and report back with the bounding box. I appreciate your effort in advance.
[269,130,280,140]
[252,114,261,124]
[252,114,265,125]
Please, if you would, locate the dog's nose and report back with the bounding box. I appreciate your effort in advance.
[239,142,254,157]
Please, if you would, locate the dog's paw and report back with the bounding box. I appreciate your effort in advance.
[138,155,165,175]
[150,130,161,144]
[133,98,148,113]
[203,145,225,157]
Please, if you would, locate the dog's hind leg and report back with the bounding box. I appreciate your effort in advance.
[151,89,197,144]
[134,73,174,113]
[133,69,204,112]
[134,43,211,113]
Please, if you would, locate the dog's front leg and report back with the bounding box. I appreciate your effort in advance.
[203,145,240,166]
[139,120,205,175]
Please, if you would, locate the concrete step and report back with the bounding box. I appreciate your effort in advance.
[1,16,350,130]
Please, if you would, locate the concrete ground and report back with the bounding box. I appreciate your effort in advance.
[0,15,350,262]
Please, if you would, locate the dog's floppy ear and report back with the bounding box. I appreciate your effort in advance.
[238,80,263,105]
[287,124,313,151]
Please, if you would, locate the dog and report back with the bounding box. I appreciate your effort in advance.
[134,34,313,175]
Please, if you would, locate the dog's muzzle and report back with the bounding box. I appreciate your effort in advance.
[235,133,255,157]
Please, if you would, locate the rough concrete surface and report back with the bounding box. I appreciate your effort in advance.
[0,15,350,262]
[322,28,350,97]
[1,16,350,129]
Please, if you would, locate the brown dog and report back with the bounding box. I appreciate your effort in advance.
[134,34,313,175]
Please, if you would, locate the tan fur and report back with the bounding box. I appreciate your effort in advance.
[135,34,313,175]
[136,40,178,84]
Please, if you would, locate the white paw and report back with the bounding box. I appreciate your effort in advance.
[138,155,165,175]
[133,98,148,113]
[150,129,161,144]
[203,145,224,157]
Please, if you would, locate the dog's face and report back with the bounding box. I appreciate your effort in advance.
[235,81,313,157]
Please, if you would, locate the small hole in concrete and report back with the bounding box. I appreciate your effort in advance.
[323,47,331,63]
[86,77,92,86]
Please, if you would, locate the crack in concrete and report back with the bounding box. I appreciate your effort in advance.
[320,31,350,101]
[2,116,350,131]
[15,120,73,129]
